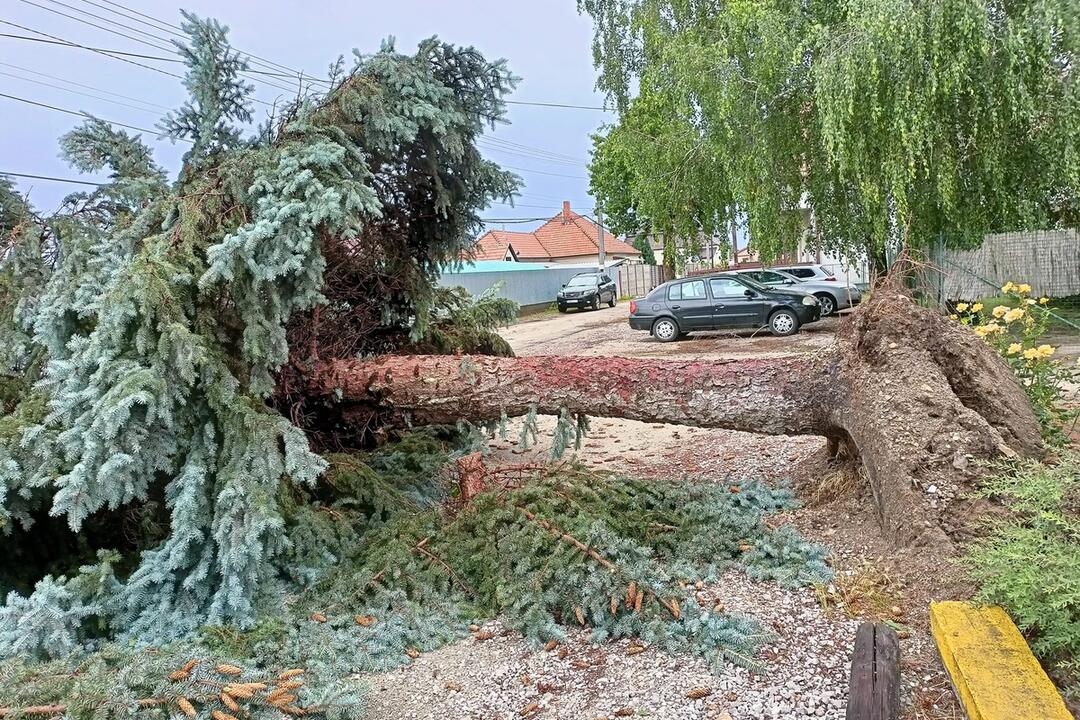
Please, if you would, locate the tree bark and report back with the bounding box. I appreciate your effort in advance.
[311,285,1042,547]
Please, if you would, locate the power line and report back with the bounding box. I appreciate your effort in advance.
[0,68,162,115]
[12,3,299,96]
[1,170,104,186]
[0,91,192,141]
[88,0,333,86]
[0,20,184,79]
[478,139,585,168]
[482,136,584,163]
[500,163,588,180]
[0,60,172,111]
[504,99,609,111]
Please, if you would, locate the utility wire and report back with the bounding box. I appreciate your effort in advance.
[0,60,172,110]
[1,20,183,79]
[87,0,332,85]
[482,136,584,163]
[500,163,588,180]
[12,3,299,95]
[0,170,104,186]
[0,91,192,141]
[0,68,162,115]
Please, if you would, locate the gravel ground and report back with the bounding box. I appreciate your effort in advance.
[365,571,860,720]
[360,309,970,719]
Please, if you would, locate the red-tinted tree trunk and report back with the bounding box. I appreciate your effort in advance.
[311,287,1042,547]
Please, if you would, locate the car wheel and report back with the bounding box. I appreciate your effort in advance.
[815,293,836,317]
[608,293,616,308]
[557,305,567,313]
[591,295,600,311]
[768,309,800,336]
[652,317,679,342]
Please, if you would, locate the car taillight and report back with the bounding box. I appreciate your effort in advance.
[629,300,637,314]
[823,277,837,281]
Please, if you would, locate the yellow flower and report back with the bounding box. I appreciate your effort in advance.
[974,323,1002,337]
[992,305,1009,318]
[1037,344,1055,358]
[1003,308,1025,323]
[1001,282,1015,293]
[949,314,958,320]
[1023,347,1040,360]
[955,302,969,312]
[1017,283,1032,294]
[970,303,984,312]
[1025,298,1036,305]
[1007,343,1022,355]
[1039,297,1049,305]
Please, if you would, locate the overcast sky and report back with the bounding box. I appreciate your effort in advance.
[1,0,612,231]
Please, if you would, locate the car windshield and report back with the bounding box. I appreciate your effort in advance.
[566,276,598,287]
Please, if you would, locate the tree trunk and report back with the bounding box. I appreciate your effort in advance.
[311,286,1042,547]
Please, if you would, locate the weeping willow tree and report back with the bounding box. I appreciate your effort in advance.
[580,0,1080,269]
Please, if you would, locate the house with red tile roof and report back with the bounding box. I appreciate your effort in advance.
[471,202,642,264]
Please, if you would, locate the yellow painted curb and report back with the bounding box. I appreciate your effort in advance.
[929,601,1072,720]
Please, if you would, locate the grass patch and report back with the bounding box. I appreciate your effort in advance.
[814,559,907,630]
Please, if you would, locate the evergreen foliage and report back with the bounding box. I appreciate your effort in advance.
[0,14,518,655]
[580,0,1080,265]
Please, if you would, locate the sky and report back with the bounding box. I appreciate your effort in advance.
[0,0,614,232]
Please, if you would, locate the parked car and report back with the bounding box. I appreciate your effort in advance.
[628,272,820,341]
[730,268,862,317]
[557,272,617,312]
[770,263,838,282]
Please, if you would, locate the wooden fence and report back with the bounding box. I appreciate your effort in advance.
[927,229,1080,300]
[616,264,670,298]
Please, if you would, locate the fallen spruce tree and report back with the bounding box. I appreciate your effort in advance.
[312,280,1044,547]
[0,9,1050,719]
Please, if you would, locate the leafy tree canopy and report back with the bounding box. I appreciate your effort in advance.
[579,0,1080,264]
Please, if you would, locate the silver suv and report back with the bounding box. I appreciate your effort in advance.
[772,264,837,282]
[731,268,861,317]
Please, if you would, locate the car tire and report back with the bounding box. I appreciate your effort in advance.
[652,317,679,342]
[815,293,836,317]
[591,295,600,311]
[557,305,567,313]
[608,293,616,308]
[768,309,800,336]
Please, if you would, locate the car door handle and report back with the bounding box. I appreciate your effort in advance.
[671,304,681,309]
[714,304,725,309]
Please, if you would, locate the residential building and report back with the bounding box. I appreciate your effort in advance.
[471,201,642,264]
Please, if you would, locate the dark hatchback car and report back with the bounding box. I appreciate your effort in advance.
[628,272,821,341]
[557,272,618,312]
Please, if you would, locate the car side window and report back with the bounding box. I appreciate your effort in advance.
[709,278,747,297]
[601,276,612,284]
[750,271,785,284]
[682,280,706,299]
[786,268,814,279]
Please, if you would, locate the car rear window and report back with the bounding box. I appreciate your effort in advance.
[781,267,815,279]
[668,280,706,301]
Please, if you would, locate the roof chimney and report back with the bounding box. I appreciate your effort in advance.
[562,200,571,221]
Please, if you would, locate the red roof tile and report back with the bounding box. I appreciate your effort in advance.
[469,203,641,262]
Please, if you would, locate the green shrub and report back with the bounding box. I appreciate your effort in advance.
[965,452,1080,698]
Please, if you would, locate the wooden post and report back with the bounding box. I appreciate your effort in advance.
[846,622,900,720]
